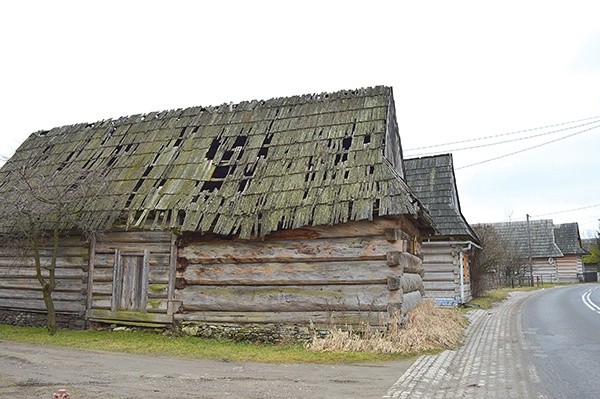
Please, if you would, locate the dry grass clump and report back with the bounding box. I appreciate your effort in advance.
[308,300,468,354]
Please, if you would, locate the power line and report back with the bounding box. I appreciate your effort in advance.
[405,115,600,152]
[407,119,600,157]
[531,203,600,218]
[455,124,599,169]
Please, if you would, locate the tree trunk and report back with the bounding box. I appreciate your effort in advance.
[42,287,57,335]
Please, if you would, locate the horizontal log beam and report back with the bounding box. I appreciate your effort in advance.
[179,236,406,264]
[181,261,390,286]
[176,285,389,312]
[175,310,387,326]
[87,309,172,324]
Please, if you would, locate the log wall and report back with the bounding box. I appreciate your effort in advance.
[87,231,175,326]
[0,237,88,328]
[555,255,582,283]
[420,243,472,306]
[531,258,558,283]
[174,217,425,327]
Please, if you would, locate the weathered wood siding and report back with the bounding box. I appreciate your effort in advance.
[0,237,88,327]
[531,257,558,283]
[174,217,425,326]
[420,244,472,305]
[421,245,457,301]
[87,231,175,325]
[555,255,582,283]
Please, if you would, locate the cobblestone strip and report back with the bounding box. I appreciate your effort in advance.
[383,292,540,399]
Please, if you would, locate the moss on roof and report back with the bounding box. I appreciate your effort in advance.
[0,86,430,238]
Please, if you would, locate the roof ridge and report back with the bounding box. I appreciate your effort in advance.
[32,86,392,137]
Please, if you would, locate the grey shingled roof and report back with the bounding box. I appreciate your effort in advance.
[0,86,433,238]
[474,219,563,258]
[404,154,479,243]
[554,223,587,255]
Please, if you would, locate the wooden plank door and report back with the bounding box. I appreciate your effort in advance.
[119,255,144,311]
[112,249,149,312]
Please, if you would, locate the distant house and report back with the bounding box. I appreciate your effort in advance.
[0,86,435,334]
[554,223,587,282]
[404,154,480,306]
[474,220,586,283]
[581,238,598,277]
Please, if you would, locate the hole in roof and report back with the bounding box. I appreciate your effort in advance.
[342,136,352,151]
[302,190,309,200]
[106,156,117,168]
[141,165,154,178]
[205,139,221,160]
[334,154,341,164]
[236,149,245,161]
[201,180,223,192]
[212,165,230,179]
[342,153,348,163]
[344,170,350,180]
[37,130,49,137]
[233,135,247,148]
[192,126,199,133]
[222,150,234,162]
[244,165,255,177]
[369,165,375,175]
[363,134,371,144]
[177,210,186,225]
[174,128,186,147]
[155,178,167,188]
[258,147,268,158]
[238,179,249,193]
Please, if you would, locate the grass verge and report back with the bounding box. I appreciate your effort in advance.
[0,324,414,364]
[0,300,470,361]
[467,289,509,310]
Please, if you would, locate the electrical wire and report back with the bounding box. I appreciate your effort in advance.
[407,119,600,157]
[531,204,600,218]
[405,114,600,152]
[455,124,599,169]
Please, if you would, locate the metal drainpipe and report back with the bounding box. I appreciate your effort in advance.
[459,249,465,304]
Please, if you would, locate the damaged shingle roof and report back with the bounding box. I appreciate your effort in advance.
[554,223,587,255]
[474,219,563,258]
[0,86,432,238]
[403,154,479,243]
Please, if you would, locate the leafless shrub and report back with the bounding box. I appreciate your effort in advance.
[307,300,467,354]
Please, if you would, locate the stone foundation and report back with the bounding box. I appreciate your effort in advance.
[0,309,85,329]
[179,322,331,344]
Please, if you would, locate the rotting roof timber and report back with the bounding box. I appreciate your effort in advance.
[0,86,433,238]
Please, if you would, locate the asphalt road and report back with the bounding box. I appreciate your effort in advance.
[521,284,600,399]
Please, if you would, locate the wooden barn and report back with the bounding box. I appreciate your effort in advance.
[403,154,480,306]
[553,222,586,282]
[474,219,564,283]
[0,87,435,336]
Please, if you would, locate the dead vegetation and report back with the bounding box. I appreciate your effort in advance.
[308,300,468,354]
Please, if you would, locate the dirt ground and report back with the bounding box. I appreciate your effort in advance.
[0,340,413,399]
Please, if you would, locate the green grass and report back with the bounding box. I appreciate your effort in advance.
[468,282,576,309]
[0,324,416,364]
[466,289,509,310]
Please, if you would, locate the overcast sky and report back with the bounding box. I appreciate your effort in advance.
[1,1,599,237]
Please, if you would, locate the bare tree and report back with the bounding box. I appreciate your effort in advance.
[0,165,109,335]
[472,224,529,293]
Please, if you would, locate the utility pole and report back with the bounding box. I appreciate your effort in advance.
[526,214,533,287]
